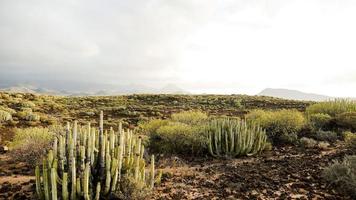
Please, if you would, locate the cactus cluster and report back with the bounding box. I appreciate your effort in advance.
[35,111,160,200]
[207,118,267,158]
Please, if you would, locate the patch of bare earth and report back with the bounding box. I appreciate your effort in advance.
[0,155,35,200]
[151,146,349,200]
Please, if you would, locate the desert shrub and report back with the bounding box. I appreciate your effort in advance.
[344,131,356,142]
[16,109,41,121]
[0,110,12,122]
[19,101,36,108]
[306,99,356,117]
[8,127,55,167]
[299,137,317,149]
[344,131,356,153]
[334,112,356,131]
[246,109,306,144]
[0,106,16,114]
[317,141,330,150]
[112,175,151,200]
[25,112,41,121]
[347,138,356,153]
[139,119,169,135]
[152,122,206,155]
[0,93,10,99]
[141,111,209,155]
[323,155,356,198]
[308,113,332,130]
[171,110,208,125]
[206,118,268,158]
[313,130,338,143]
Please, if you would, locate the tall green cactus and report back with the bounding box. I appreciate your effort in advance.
[35,111,160,200]
[207,118,268,158]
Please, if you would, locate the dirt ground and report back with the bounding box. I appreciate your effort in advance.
[151,145,349,200]
[0,144,350,200]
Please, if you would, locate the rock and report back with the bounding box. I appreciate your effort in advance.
[0,145,9,154]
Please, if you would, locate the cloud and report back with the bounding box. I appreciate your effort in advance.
[0,0,355,96]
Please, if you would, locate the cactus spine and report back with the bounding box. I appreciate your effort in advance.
[35,112,160,200]
[207,118,267,158]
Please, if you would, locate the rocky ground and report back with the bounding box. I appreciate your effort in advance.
[0,144,349,200]
[0,155,35,200]
[151,145,349,200]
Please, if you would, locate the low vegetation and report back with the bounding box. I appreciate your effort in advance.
[306,99,356,117]
[2,92,356,199]
[141,111,208,155]
[323,155,356,198]
[0,110,12,122]
[313,130,338,143]
[8,127,55,167]
[245,109,306,144]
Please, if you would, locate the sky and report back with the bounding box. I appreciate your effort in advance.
[0,0,355,96]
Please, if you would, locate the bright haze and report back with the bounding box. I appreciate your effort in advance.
[0,0,355,97]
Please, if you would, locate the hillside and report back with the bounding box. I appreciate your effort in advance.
[258,88,331,101]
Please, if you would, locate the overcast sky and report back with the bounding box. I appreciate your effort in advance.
[0,0,355,96]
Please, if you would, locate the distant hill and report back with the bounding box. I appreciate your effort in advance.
[0,84,189,96]
[0,85,61,95]
[258,88,331,101]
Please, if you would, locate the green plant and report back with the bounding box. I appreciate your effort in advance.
[0,106,16,114]
[150,121,206,155]
[334,112,356,131]
[35,112,160,200]
[8,127,55,167]
[299,137,317,149]
[171,110,208,125]
[141,111,209,155]
[308,113,332,130]
[139,119,169,135]
[245,109,306,144]
[206,118,267,158]
[306,99,356,117]
[344,131,356,153]
[20,101,36,108]
[0,110,12,122]
[313,130,338,143]
[323,155,356,198]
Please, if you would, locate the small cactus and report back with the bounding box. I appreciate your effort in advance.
[207,118,268,158]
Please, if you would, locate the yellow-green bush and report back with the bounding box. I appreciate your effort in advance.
[141,111,208,155]
[139,119,169,135]
[20,101,36,108]
[334,112,356,131]
[16,109,41,121]
[344,131,356,153]
[8,127,55,167]
[308,113,332,130]
[0,106,16,114]
[306,99,356,117]
[171,110,208,125]
[148,121,206,155]
[0,110,12,122]
[245,109,306,144]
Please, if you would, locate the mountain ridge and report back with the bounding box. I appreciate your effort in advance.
[258,88,333,101]
[0,84,189,96]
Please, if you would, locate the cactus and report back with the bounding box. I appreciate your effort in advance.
[207,118,268,158]
[35,111,160,200]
